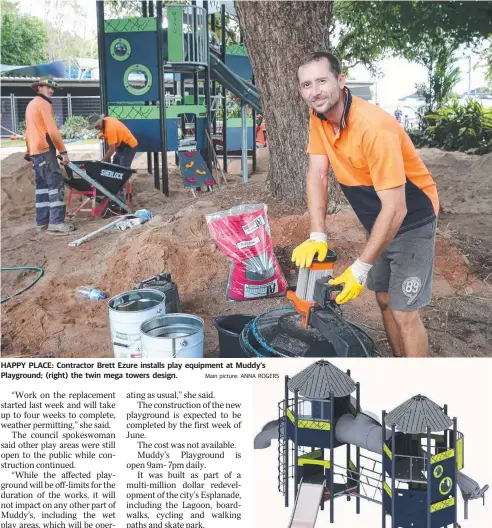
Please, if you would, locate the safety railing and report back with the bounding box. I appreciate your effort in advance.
[164,4,208,69]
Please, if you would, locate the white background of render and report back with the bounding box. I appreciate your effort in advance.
[253,358,492,528]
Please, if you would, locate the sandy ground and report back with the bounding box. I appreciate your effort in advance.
[1,147,491,358]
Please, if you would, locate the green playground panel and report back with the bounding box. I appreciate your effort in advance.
[226,44,248,56]
[166,105,207,118]
[167,6,184,62]
[227,118,254,128]
[104,17,157,33]
[109,105,160,120]
[109,104,207,120]
[184,95,205,105]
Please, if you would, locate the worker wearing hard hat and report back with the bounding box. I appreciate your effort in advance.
[25,76,74,234]
[87,114,138,167]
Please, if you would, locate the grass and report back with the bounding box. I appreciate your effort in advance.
[0,139,25,147]
[0,138,98,148]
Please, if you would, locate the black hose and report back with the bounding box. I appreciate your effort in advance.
[1,266,44,304]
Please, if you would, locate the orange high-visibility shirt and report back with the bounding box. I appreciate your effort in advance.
[101,117,138,149]
[25,94,67,156]
[307,89,439,233]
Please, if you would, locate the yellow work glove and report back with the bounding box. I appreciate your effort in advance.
[291,233,328,268]
[328,259,373,305]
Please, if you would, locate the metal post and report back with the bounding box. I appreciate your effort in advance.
[444,404,449,448]
[149,0,155,187]
[391,425,396,528]
[191,1,198,63]
[294,389,299,501]
[453,418,458,527]
[152,0,159,193]
[284,376,289,508]
[427,426,432,528]
[330,391,335,523]
[382,410,386,528]
[252,75,257,172]
[346,369,351,502]
[10,93,16,134]
[211,13,217,135]
[96,1,108,116]
[67,93,72,119]
[356,382,361,514]
[153,152,160,190]
[142,1,152,175]
[156,1,168,195]
[96,0,108,156]
[468,56,472,98]
[203,1,212,172]
[220,3,227,173]
[241,102,248,183]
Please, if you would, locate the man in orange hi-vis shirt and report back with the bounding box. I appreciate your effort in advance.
[25,76,74,234]
[87,114,138,167]
[292,52,439,358]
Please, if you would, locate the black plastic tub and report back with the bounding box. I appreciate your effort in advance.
[213,315,255,358]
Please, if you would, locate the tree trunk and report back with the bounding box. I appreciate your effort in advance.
[235,0,346,212]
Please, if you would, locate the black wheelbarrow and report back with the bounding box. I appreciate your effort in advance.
[61,159,135,217]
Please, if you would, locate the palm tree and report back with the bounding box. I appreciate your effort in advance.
[431,45,462,108]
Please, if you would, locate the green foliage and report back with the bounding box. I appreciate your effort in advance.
[61,116,96,139]
[0,1,49,66]
[334,1,491,70]
[211,13,241,46]
[104,0,142,18]
[415,44,462,112]
[333,1,491,119]
[44,22,98,62]
[17,120,27,136]
[408,97,492,154]
[479,45,492,88]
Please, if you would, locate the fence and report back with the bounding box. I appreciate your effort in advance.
[1,93,234,137]
[1,95,101,136]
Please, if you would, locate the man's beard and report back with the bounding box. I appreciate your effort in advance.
[308,82,340,114]
[311,98,336,113]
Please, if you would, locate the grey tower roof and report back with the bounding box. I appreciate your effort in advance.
[386,395,453,434]
[288,360,356,398]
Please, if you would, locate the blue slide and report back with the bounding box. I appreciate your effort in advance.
[209,52,262,114]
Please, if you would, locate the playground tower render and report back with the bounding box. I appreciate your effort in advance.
[254,360,488,528]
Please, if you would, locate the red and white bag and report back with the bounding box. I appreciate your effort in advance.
[206,204,288,301]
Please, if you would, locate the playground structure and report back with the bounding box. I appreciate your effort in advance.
[254,360,488,527]
[96,1,261,197]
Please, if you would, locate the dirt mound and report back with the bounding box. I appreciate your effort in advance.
[2,145,492,358]
[419,149,492,214]
[1,152,36,220]
[102,215,228,296]
[69,149,100,162]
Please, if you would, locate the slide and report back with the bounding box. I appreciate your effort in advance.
[336,412,392,455]
[210,52,262,114]
[254,418,280,449]
[457,471,488,519]
[457,471,489,500]
[288,479,324,528]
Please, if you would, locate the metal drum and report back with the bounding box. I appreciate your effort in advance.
[140,314,204,358]
[108,289,166,359]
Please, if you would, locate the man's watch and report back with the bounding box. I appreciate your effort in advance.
[24,154,32,162]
